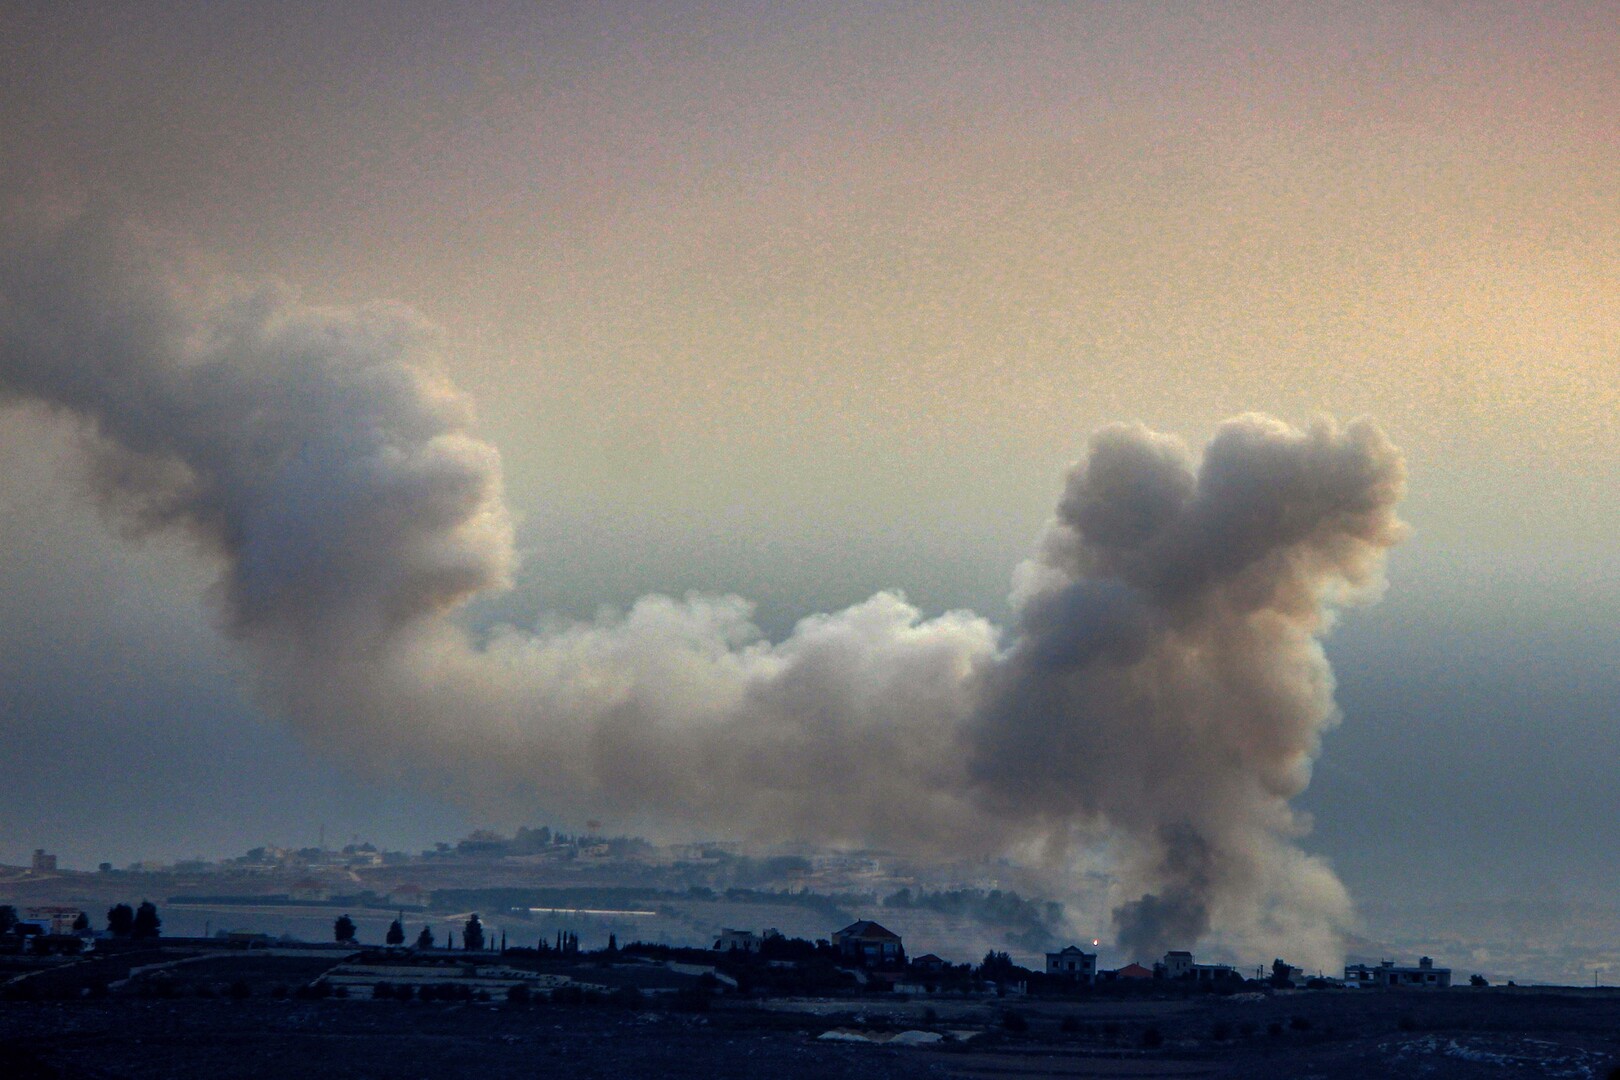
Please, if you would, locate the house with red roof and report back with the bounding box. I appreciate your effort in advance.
[832,920,904,966]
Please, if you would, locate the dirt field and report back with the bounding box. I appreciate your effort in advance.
[5,954,1620,1078]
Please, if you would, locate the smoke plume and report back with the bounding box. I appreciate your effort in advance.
[0,209,1406,966]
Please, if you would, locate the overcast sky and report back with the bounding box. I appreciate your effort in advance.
[1,1,1616,917]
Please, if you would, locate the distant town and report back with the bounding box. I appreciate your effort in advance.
[3,828,1474,991]
[7,831,1620,1078]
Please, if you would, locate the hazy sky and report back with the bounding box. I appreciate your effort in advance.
[1,1,1616,914]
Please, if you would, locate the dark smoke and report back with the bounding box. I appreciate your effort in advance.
[1111,828,1215,958]
[0,209,1406,967]
[971,413,1406,959]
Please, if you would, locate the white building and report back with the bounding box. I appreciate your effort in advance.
[25,906,82,935]
[1045,945,1097,982]
[1344,957,1451,988]
[1158,950,1238,982]
[1161,950,1194,979]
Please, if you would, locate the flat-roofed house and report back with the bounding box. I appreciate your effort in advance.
[713,928,760,953]
[1157,950,1238,983]
[1045,945,1097,982]
[1344,957,1451,988]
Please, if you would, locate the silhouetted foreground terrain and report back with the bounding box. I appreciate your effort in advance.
[5,954,1620,1080]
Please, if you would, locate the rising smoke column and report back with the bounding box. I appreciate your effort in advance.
[974,417,1406,960]
[0,209,1405,967]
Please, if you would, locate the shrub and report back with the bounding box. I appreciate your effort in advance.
[1141,1026,1163,1049]
[670,987,710,1012]
[1289,1016,1311,1031]
[423,982,470,1001]
[1000,1011,1028,1033]
[1267,1021,1284,1037]
[1210,1020,1232,1041]
[506,984,531,1004]
[228,980,251,1000]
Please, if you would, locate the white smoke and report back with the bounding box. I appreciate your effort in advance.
[0,209,1406,967]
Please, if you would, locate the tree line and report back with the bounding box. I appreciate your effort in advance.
[335,912,494,950]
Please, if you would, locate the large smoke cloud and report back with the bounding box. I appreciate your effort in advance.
[0,209,1406,966]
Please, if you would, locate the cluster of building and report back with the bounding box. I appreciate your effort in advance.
[712,920,909,966]
[0,906,97,955]
[1040,946,1453,989]
[711,917,1454,993]
[14,840,1462,991]
[1040,946,1232,984]
[32,827,974,906]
